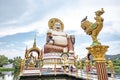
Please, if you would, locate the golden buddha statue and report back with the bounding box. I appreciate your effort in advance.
[27,53,36,68]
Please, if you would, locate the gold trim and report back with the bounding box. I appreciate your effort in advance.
[86,45,109,62]
[26,47,42,60]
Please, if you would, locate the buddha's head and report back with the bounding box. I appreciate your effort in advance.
[48,18,64,31]
[53,22,62,31]
[30,52,33,57]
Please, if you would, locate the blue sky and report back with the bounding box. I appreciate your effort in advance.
[0,0,120,59]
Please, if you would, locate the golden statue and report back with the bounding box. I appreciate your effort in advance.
[44,18,75,53]
[108,60,114,71]
[74,55,78,61]
[27,53,36,68]
[81,8,105,46]
[61,54,69,64]
[108,59,114,77]
[20,59,25,75]
[74,55,78,67]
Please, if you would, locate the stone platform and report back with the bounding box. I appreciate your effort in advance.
[19,69,117,80]
[20,72,88,80]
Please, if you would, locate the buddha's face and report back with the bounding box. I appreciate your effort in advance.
[53,22,61,31]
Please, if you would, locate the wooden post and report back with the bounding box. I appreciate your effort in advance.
[85,59,89,79]
[74,55,78,77]
[68,63,70,74]
[79,58,82,76]
[54,63,56,75]
[40,60,43,75]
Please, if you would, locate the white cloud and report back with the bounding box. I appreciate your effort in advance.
[6,43,15,48]
[0,19,48,37]
[23,40,34,48]
[0,0,120,37]
[75,40,120,58]
[36,0,120,36]
[0,0,120,59]
[75,42,90,58]
[0,48,25,59]
[103,41,120,55]
[16,0,37,22]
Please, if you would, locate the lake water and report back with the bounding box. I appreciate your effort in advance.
[0,70,120,80]
[0,71,19,80]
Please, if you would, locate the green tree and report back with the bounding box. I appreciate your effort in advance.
[13,56,22,70]
[0,55,8,67]
[8,59,14,63]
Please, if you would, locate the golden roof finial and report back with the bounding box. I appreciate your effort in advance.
[25,46,28,58]
[25,46,28,52]
[33,34,36,48]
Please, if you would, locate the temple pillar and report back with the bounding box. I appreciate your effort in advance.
[85,59,89,79]
[74,55,78,76]
[79,58,82,76]
[86,45,109,80]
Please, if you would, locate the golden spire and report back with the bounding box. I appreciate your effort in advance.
[25,46,28,52]
[25,46,28,58]
[33,34,36,48]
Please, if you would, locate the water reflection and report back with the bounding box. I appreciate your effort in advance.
[0,70,20,80]
[20,76,75,80]
[0,71,14,80]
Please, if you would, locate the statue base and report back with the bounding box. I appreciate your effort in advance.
[27,63,35,69]
[91,41,101,47]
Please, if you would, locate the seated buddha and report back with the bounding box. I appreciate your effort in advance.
[44,18,75,53]
[27,53,36,68]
